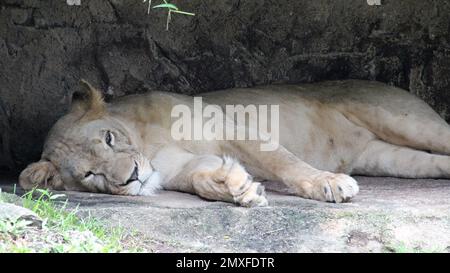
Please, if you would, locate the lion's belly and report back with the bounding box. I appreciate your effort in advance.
[203,89,375,174]
[278,104,374,173]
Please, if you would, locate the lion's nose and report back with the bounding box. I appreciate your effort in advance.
[127,164,139,183]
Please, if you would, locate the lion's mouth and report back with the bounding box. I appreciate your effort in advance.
[125,162,140,185]
[122,156,160,196]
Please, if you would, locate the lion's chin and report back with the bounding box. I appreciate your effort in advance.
[137,171,161,196]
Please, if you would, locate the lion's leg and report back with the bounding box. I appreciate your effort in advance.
[341,93,450,155]
[373,115,450,156]
[230,141,359,203]
[352,140,450,178]
[167,154,268,207]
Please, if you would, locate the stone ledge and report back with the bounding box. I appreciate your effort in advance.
[1,176,450,252]
[0,196,42,228]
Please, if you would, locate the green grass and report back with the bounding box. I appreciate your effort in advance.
[0,188,147,253]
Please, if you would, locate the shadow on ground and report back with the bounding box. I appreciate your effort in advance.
[1,176,450,252]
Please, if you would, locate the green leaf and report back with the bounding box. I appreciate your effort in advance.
[36,189,50,197]
[152,3,178,11]
[50,194,66,200]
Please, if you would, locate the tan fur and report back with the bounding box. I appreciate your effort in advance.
[19,80,450,206]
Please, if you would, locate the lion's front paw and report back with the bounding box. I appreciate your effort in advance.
[217,157,268,207]
[235,182,268,207]
[310,172,359,203]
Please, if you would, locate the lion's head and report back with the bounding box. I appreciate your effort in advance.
[19,80,160,195]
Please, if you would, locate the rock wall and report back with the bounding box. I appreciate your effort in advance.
[1,0,450,172]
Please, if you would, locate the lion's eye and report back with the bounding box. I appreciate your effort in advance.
[105,131,114,147]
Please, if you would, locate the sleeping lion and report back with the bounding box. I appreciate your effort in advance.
[19,80,450,206]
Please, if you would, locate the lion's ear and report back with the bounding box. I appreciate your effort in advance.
[69,79,106,117]
[19,160,64,191]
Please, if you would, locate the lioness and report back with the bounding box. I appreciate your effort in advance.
[19,80,450,206]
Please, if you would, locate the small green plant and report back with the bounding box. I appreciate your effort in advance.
[0,188,146,252]
[20,188,127,252]
[143,0,195,30]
